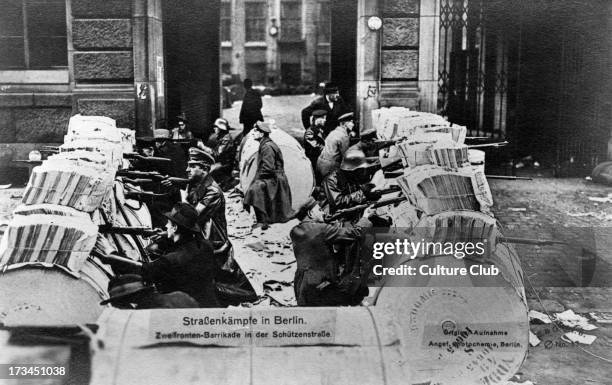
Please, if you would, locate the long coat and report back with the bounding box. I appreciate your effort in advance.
[316,126,350,178]
[301,95,350,136]
[141,236,220,308]
[239,88,264,133]
[290,216,371,306]
[243,136,293,223]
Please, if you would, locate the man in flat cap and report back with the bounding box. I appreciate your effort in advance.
[290,198,374,306]
[243,123,293,229]
[185,147,228,248]
[316,112,354,180]
[301,82,350,137]
[303,109,327,182]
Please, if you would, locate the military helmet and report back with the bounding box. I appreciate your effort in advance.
[340,149,377,171]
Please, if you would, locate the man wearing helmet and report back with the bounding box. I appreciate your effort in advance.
[322,149,381,220]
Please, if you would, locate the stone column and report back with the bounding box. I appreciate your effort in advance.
[302,0,318,85]
[231,0,247,80]
[418,0,440,113]
[266,0,280,85]
[356,0,381,133]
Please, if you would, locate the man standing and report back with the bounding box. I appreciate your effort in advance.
[239,78,263,138]
[301,83,350,137]
[290,198,373,307]
[202,118,237,190]
[303,109,327,181]
[317,112,354,179]
[322,149,381,216]
[141,203,220,308]
[243,124,293,229]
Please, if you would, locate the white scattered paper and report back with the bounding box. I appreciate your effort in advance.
[528,310,552,324]
[554,309,598,331]
[529,331,541,347]
[562,331,596,345]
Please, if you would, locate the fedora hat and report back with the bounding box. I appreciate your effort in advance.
[163,203,201,233]
[100,274,154,305]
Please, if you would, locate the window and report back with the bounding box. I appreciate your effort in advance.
[317,1,330,43]
[220,1,231,42]
[245,1,266,42]
[280,0,301,41]
[0,0,67,69]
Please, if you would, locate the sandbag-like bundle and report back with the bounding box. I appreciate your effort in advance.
[397,165,493,215]
[239,126,314,211]
[21,157,115,212]
[0,204,98,273]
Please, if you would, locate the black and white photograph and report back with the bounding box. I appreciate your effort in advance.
[0,0,610,384]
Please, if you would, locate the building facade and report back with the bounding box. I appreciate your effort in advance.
[220,0,331,87]
[0,0,220,178]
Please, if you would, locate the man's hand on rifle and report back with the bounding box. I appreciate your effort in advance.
[359,184,381,201]
[160,177,173,188]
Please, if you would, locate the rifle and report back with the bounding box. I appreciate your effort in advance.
[123,152,172,164]
[325,196,407,222]
[498,237,567,246]
[373,185,401,195]
[91,249,143,269]
[124,191,170,200]
[468,141,508,149]
[98,225,162,238]
[117,170,189,187]
[485,175,533,181]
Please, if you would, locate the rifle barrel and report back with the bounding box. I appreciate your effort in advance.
[486,175,533,181]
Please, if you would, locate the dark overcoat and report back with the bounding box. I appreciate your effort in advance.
[243,136,293,223]
[290,217,371,306]
[141,236,220,308]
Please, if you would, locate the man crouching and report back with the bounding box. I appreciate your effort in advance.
[290,197,374,307]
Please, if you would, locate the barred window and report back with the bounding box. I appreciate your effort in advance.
[220,1,231,42]
[317,0,330,43]
[280,0,301,41]
[245,1,266,42]
[0,0,67,69]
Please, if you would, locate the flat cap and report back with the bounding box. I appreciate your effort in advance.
[214,118,229,131]
[337,112,354,123]
[312,109,328,118]
[254,122,271,133]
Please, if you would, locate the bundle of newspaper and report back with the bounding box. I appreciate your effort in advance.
[415,210,497,246]
[0,204,98,273]
[397,140,470,169]
[372,107,466,142]
[62,114,127,169]
[21,155,115,212]
[396,165,493,215]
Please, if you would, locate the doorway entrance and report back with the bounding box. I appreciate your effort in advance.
[163,0,220,139]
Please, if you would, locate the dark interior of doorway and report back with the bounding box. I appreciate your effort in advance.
[330,0,357,111]
[163,0,220,140]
